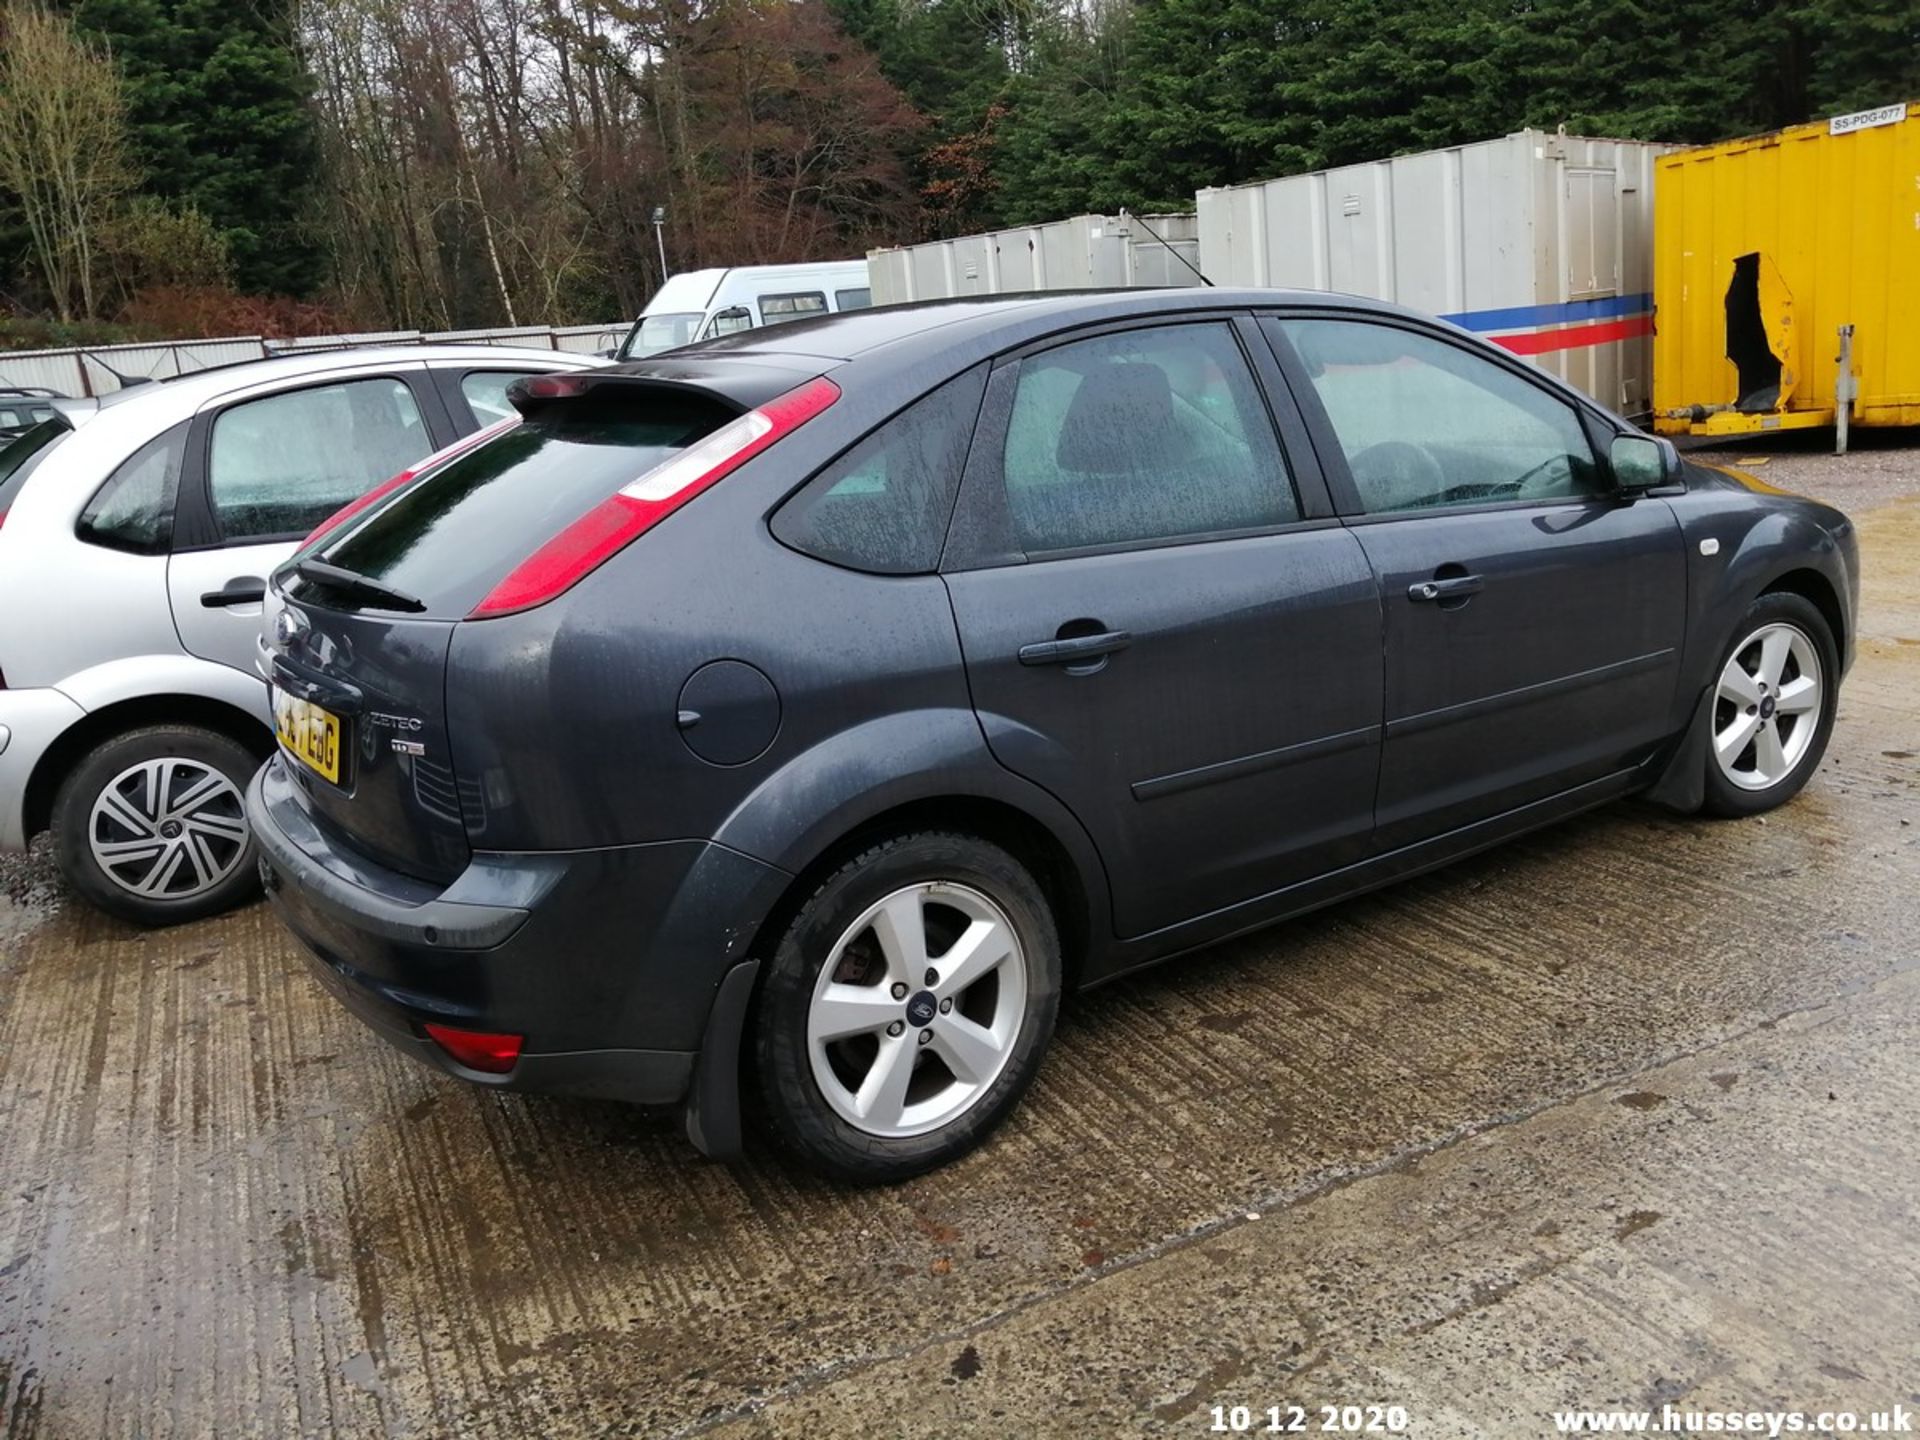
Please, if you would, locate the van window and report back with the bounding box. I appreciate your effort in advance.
[835,288,873,311]
[759,292,827,325]
[627,312,703,358]
[704,308,754,339]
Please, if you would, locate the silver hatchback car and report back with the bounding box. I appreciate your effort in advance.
[0,345,597,925]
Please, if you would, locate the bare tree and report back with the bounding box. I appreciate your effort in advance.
[0,4,136,320]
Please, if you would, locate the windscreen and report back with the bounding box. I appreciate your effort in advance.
[623,312,703,359]
[314,391,734,617]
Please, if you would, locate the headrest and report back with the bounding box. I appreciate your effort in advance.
[1056,363,1174,473]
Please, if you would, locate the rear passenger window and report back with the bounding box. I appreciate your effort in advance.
[209,377,432,541]
[78,422,187,554]
[999,323,1298,554]
[772,366,988,575]
[759,292,827,325]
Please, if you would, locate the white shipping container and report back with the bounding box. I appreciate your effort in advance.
[869,213,1203,306]
[1196,129,1673,413]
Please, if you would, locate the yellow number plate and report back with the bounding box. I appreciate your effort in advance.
[273,688,342,784]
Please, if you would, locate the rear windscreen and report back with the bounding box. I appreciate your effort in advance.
[316,393,734,617]
[0,418,72,513]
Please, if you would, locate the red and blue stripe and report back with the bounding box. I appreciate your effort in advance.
[1439,293,1652,356]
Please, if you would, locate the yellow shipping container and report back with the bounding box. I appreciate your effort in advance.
[1653,101,1920,441]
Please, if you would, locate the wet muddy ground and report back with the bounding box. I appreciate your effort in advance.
[3,444,1917,1438]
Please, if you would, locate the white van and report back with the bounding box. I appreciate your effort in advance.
[614,261,873,359]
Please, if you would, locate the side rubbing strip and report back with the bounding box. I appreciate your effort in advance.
[1384,649,1676,740]
[1132,725,1381,803]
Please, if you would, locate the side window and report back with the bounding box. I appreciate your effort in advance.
[759,292,827,325]
[999,322,1298,555]
[704,308,754,339]
[78,422,188,555]
[1278,319,1600,513]
[208,377,431,541]
[460,370,540,426]
[835,287,872,311]
[771,366,988,575]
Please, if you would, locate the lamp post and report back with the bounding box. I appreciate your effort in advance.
[651,206,669,282]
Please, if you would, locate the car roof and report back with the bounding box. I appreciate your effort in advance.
[672,287,1413,366]
[92,343,595,413]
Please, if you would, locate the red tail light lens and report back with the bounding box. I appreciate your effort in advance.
[469,375,840,619]
[301,416,520,548]
[423,1023,524,1074]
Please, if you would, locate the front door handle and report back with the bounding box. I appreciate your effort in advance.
[1018,629,1132,667]
[201,576,267,608]
[1407,574,1483,603]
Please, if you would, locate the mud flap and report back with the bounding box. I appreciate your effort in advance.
[685,958,760,1160]
[1644,685,1715,813]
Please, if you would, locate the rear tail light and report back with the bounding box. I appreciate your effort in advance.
[423,1023,524,1074]
[301,416,521,549]
[469,375,840,619]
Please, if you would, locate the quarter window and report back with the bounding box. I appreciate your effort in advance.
[1277,319,1600,513]
[772,367,987,575]
[759,292,827,325]
[835,288,873,311]
[208,377,431,541]
[999,322,1298,554]
[77,422,187,554]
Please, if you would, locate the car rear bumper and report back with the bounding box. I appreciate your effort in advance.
[246,755,791,1108]
[0,686,87,851]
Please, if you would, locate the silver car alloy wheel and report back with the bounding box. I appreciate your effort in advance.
[1713,620,1824,792]
[87,758,249,900]
[806,881,1030,1139]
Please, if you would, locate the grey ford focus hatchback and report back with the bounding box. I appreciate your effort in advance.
[248,291,1857,1182]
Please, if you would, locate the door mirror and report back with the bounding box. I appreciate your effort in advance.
[1609,433,1680,494]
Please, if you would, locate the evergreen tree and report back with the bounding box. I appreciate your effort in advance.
[67,0,322,296]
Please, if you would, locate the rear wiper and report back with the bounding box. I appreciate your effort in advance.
[292,557,427,614]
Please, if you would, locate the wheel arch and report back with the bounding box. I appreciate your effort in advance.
[1759,566,1847,666]
[25,692,271,841]
[743,791,1099,997]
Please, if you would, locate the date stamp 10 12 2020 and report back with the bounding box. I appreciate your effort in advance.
[1210,1405,1411,1434]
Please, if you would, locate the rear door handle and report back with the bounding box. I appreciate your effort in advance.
[1407,575,1483,603]
[201,576,267,608]
[1018,630,1131,666]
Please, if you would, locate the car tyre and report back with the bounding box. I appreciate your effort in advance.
[1701,592,1839,818]
[52,725,263,926]
[752,831,1062,1184]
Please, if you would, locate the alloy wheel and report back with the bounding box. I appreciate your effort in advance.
[1713,621,1824,792]
[87,758,249,900]
[806,881,1029,1139]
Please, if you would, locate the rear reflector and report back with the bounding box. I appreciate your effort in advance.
[301,416,521,548]
[423,1023,524,1074]
[469,375,840,619]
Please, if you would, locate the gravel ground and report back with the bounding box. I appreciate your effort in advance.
[0,836,60,934]
[1683,424,1920,513]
